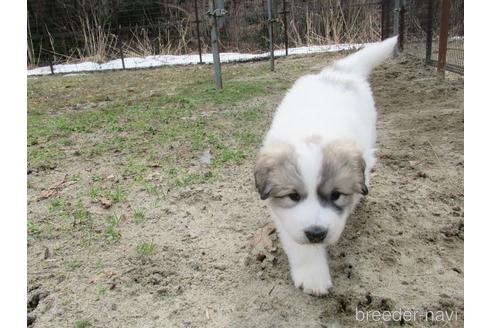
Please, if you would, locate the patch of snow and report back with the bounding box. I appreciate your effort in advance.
[27,43,368,76]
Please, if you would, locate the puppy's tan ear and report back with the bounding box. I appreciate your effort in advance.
[322,140,368,196]
[254,142,295,200]
[254,159,272,200]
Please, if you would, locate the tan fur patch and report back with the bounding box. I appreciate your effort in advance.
[319,140,367,196]
[254,141,304,200]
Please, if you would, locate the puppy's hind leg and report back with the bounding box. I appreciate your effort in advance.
[278,231,333,296]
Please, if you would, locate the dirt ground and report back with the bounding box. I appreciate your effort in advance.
[27,53,463,328]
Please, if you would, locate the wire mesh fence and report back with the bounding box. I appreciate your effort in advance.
[27,0,463,76]
[399,0,463,74]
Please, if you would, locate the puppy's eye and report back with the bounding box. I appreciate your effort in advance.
[331,191,341,201]
[288,192,301,202]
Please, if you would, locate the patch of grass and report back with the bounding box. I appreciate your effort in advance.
[67,258,82,270]
[96,283,107,296]
[133,209,146,223]
[49,198,65,212]
[74,319,91,328]
[104,226,121,243]
[171,171,214,188]
[104,186,126,203]
[136,241,156,257]
[27,219,41,235]
[89,186,102,199]
[216,148,246,164]
[91,174,102,182]
[73,202,90,224]
[104,214,122,243]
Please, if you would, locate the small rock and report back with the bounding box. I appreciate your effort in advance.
[256,253,266,262]
[214,264,226,271]
[43,247,50,260]
[100,197,112,209]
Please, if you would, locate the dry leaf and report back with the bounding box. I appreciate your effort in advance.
[39,175,73,200]
[89,268,116,284]
[249,223,277,255]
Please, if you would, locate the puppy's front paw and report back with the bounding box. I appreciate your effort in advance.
[291,265,333,296]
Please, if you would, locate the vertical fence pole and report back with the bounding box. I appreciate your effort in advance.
[194,0,203,64]
[393,0,400,56]
[208,0,223,89]
[381,0,388,40]
[437,0,450,77]
[282,0,288,56]
[43,26,54,75]
[49,59,54,75]
[118,25,125,70]
[425,0,434,64]
[399,3,405,51]
[267,0,275,71]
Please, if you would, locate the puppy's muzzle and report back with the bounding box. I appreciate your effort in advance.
[304,226,328,243]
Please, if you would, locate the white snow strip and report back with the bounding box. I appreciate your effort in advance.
[27,43,368,76]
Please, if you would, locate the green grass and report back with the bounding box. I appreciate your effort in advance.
[27,219,41,235]
[27,53,338,245]
[136,241,156,257]
[133,209,146,223]
[104,215,122,243]
[74,319,91,328]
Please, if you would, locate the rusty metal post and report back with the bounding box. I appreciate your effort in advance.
[282,0,288,56]
[425,0,434,64]
[208,0,223,89]
[267,0,275,71]
[437,0,450,77]
[194,0,203,64]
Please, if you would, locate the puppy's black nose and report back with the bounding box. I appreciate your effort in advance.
[304,226,328,243]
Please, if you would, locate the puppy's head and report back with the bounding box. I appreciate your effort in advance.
[254,139,367,245]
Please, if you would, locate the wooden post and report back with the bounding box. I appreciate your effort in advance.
[282,0,288,56]
[437,0,450,77]
[267,0,274,71]
[194,0,203,64]
[425,0,434,64]
[208,0,223,89]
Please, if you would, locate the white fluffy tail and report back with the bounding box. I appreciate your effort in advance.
[331,36,398,78]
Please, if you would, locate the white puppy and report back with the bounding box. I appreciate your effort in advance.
[254,37,398,296]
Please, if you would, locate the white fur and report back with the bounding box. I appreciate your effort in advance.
[261,37,397,295]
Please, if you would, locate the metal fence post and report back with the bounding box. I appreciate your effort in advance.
[208,0,223,90]
[399,3,405,51]
[281,0,288,56]
[381,0,388,40]
[267,0,275,71]
[393,0,400,56]
[425,0,434,64]
[118,25,125,70]
[43,25,54,75]
[437,0,450,77]
[194,0,203,64]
